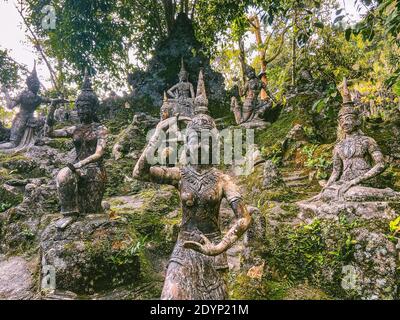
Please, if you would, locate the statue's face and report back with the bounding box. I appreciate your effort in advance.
[76,100,94,124]
[339,114,358,134]
[186,128,217,165]
[28,80,40,94]
[179,72,188,82]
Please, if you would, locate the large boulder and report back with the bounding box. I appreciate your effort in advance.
[40,214,141,295]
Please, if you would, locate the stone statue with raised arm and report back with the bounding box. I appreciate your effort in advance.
[46,71,108,216]
[0,62,66,150]
[133,76,252,299]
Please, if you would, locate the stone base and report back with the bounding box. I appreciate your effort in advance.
[40,213,140,295]
[297,199,398,222]
[240,119,269,130]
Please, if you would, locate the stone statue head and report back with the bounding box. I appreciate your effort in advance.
[185,113,219,166]
[338,107,361,135]
[26,62,40,94]
[178,58,189,82]
[76,70,99,124]
[245,65,256,79]
[338,78,361,136]
[160,92,174,120]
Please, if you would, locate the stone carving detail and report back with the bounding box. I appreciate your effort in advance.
[306,78,400,203]
[0,62,65,151]
[161,58,196,119]
[46,71,108,215]
[133,98,252,299]
[230,65,266,126]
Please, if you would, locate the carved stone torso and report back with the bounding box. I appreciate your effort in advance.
[174,82,193,100]
[245,78,262,103]
[335,134,377,182]
[73,123,104,163]
[179,166,223,235]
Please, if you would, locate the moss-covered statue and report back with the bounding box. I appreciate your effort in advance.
[0,63,64,151]
[313,78,400,202]
[230,65,266,125]
[46,71,108,215]
[163,58,195,118]
[133,76,252,300]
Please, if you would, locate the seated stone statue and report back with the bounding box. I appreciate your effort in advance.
[230,65,266,125]
[0,62,65,151]
[46,71,108,216]
[165,58,195,118]
[312,79,400,202]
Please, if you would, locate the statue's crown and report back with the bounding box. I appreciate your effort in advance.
[341,77,353,105]
[26,61,40,90]
[194,69,209,115]
[76,68,99,106]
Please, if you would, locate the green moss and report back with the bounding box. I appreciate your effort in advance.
[46,138,73,152]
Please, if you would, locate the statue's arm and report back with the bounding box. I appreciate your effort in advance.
[183,174,252,256]
[2,88,20,109]
[47,125,76,138]
[189,83,195,98]
[167,84,179,98]
[325,148,342,188]
[351,138,386,185]
[132,117,181,187]
[74,125,108,169]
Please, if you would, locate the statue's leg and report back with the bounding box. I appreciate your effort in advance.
[161,262,188,300]
[241,100,254,124]
[56,167,79,215]
[77,166,106,214]
[0,115,26,149]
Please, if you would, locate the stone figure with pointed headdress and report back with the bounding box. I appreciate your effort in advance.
[46,70,108,215]
[0,62,66,151]
[133,73,252,299]
[162,58,196,119]
[230,64,266,125]
[309,78,400,203]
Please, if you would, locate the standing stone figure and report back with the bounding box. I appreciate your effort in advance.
[46,71,108,215]
[133,85,252,299]
[165,58,196,118]
[230,65,266,125]
[0,63,64,150]
[313,78,400,202]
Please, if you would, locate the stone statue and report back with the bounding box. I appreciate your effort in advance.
[164,58,196,118]
[311,78,400,202]
[46,71,108,216]
[230,65,266,125]
[0,62,65,151]
[133,105,252,299]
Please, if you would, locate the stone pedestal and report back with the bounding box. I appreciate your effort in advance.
[40,214,140,295]
[297,199,399,299]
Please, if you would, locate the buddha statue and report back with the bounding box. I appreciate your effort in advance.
[45,71,108,215]
[312,78,400,202]
[0,62,65,150]
[133,98,252,299]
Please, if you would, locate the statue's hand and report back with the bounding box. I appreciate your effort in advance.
[183,234,222,256]
[336,181,354,201]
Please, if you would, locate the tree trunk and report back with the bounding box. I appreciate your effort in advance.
[163,0,175,35]
[238,37,246,84]
[249,15,268,100]
[291,8,298,88]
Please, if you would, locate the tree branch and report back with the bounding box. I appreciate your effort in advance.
[15,3,59,92]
